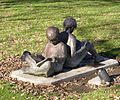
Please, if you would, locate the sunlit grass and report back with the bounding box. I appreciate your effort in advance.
[0,80,45,100]
[0,0,120,60]
[81,85,120,100]
[0,80,120,100]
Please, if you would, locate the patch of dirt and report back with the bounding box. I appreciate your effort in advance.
[0,56,120,97]
[59,66,120,94]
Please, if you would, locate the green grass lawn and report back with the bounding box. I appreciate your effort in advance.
[0,0,120,59]
[0,80,120,100]
[0,80,45,100]
[0,0,120,99]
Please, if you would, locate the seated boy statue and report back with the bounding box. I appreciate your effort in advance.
[20,26,67,77]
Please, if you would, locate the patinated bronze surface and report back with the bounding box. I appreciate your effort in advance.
[20,26,67,77]
[60,17,99,68]
[20,17,100,77]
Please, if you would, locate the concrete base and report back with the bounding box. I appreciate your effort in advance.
[10,57,119,85]
[88,76,102,86]
[88,76,111,86]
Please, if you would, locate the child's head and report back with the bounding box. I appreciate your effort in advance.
[63,16,77,33]
[46,26,59,45]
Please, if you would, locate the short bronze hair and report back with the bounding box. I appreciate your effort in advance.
[63,16,77,31]
[46,26,59,41]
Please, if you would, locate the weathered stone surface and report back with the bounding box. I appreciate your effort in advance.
[88,76,102,86]
[88,76,111,86]
[10,58,119,85]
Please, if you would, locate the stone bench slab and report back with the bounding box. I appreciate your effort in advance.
[10,58,119,85]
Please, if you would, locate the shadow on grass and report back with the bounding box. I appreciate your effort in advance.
[1,0,120,7]
[101,0,120,2]
[77,21,120,38]
[1,0,120,3]
[0,0,67,5]
[94,40,120,58]
[95,39,119,58]
[1,0,120,20]
[99,48,120,58]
